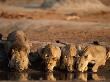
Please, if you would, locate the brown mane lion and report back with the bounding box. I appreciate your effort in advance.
[6,30,31,72]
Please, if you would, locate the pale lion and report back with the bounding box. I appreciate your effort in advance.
[7,30,31,72]
[78,45,110,72]
[38,44,61,72]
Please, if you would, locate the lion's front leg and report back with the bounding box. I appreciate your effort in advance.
[92,63,100,72]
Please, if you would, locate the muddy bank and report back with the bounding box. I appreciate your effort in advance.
[0,19,110,42]
[0,19,110,52]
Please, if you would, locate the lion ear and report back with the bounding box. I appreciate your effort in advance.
[41,48,45,54]
[76,54,80,58]
[12,49,15,53]
[84,54,88,58]
[106,51,110,59]
[77,45,82,51]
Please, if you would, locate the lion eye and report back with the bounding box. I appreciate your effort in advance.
[52,58,56,60]
[45,54,49,57]
[84,55,88,58]
[65,56,67,58]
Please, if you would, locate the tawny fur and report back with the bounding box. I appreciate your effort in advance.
[9,50,29,72]
[7,30,31,72]
[60,44,77,72]
[39,44,61,72]
[78,45,110,72]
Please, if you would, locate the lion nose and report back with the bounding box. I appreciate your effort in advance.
[67,66,73,72]
[46,68,53,72]
[48,69,53,73]
[45,63,53,71]
[80,63,83,67]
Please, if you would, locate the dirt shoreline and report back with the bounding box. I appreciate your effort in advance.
[0,18,110,51]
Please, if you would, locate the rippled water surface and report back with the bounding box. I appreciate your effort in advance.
[0,70,109,81]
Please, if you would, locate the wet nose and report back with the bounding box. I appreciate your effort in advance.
[45,63,53,72]
[80,63,83,67]
[46,68,53,73]
[67,66,73,72]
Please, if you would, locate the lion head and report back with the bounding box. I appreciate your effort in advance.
[46,72,56,81]
[77,48,93,72]
[9,49,29,72]
[61,44,77,72]
[41,44,61,72]
[7,30,31,54]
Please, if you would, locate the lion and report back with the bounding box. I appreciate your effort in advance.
[60,44,77,72]
[6,30,31,72]
[56,40,77,72]
[38,44,61,72]
[77,45,110,72]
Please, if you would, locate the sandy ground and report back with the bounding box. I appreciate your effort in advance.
[0,18,110,51]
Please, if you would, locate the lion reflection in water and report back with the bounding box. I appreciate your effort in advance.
[8,72,29,81]
[44,72,105,81]
[46,72,56,81]
[78,73,105,81]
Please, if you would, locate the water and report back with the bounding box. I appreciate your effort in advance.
[0,70,109,81]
